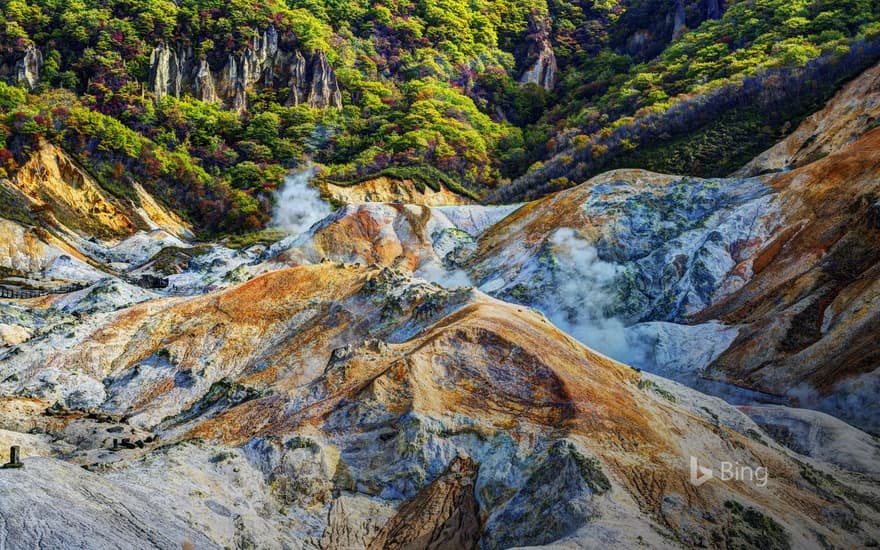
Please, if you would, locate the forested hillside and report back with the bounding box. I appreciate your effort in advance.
[1,0,879,233]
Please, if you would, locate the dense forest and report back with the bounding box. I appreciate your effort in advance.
[1,0,879,234]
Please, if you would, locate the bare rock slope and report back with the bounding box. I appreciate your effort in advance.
[1,264,879,548]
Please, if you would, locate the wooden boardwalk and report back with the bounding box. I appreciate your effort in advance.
[0,282,89,299]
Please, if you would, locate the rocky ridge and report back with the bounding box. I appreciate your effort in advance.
[319,177,474,207]
[148,25,342,112]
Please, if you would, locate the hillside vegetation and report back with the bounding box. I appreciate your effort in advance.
[0,0,879,232]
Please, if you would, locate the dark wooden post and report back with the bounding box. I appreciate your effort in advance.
[2,445,23,468]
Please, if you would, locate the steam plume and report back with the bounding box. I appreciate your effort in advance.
[273,168,332,235]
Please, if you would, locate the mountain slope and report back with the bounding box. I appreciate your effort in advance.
[2,264,879,548]
[272,125,880,435]
[0,34,879,550]
[486,129,880,434]
[0,140,192,237]
[736,60,880,176]
[0,141,198,290]
[695,129,880,429]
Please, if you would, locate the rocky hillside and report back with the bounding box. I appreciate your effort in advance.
[2,0,880,233]
[277,65,880,436]
[1,59,880,547]
[0,140,195,293]
[735,61,880,177]
[1,263,879,548]
[330,148,878,432]
[148,26,342,113]
[3,141,191,239]
[1,4,879,549]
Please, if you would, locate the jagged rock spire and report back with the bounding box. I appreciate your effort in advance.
[519,17,557,91]
[145,25,343,113]
[307,51,343,109]
[15,45,43,91]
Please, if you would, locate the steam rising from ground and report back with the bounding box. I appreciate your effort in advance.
[273,168,332,235]
[789,368,880,435]
[415,259,473,289]
[545,228,639,362]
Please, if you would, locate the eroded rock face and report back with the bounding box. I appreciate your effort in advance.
[148,42,187,101]
[741,405,880,475]
[321,494,395,549]
[3,141,191,242]
[147,25,342,112]
[288,50,309,106]
[15,45,42,90]
[367,456,480,550]
[0,217,94,276]
[519,18,557,91]
[194,58,218,103]
[307,51,343,109]
[319,176,473,207]
[461,131,880,434]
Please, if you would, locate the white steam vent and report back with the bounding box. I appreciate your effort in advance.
[272,167,332,235]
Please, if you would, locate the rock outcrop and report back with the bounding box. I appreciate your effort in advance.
[193,58,218,103]
[672,0,688,37]
[0,217,101,279]
[148,42,186,102]
[519,19,557,91]
[15,45,42,90]
[147,25,342,112]
[366,456,480,550]
[288,50,310,106]
[307,51,343,109]
[319,176,473,207]
[2,141,191,241]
